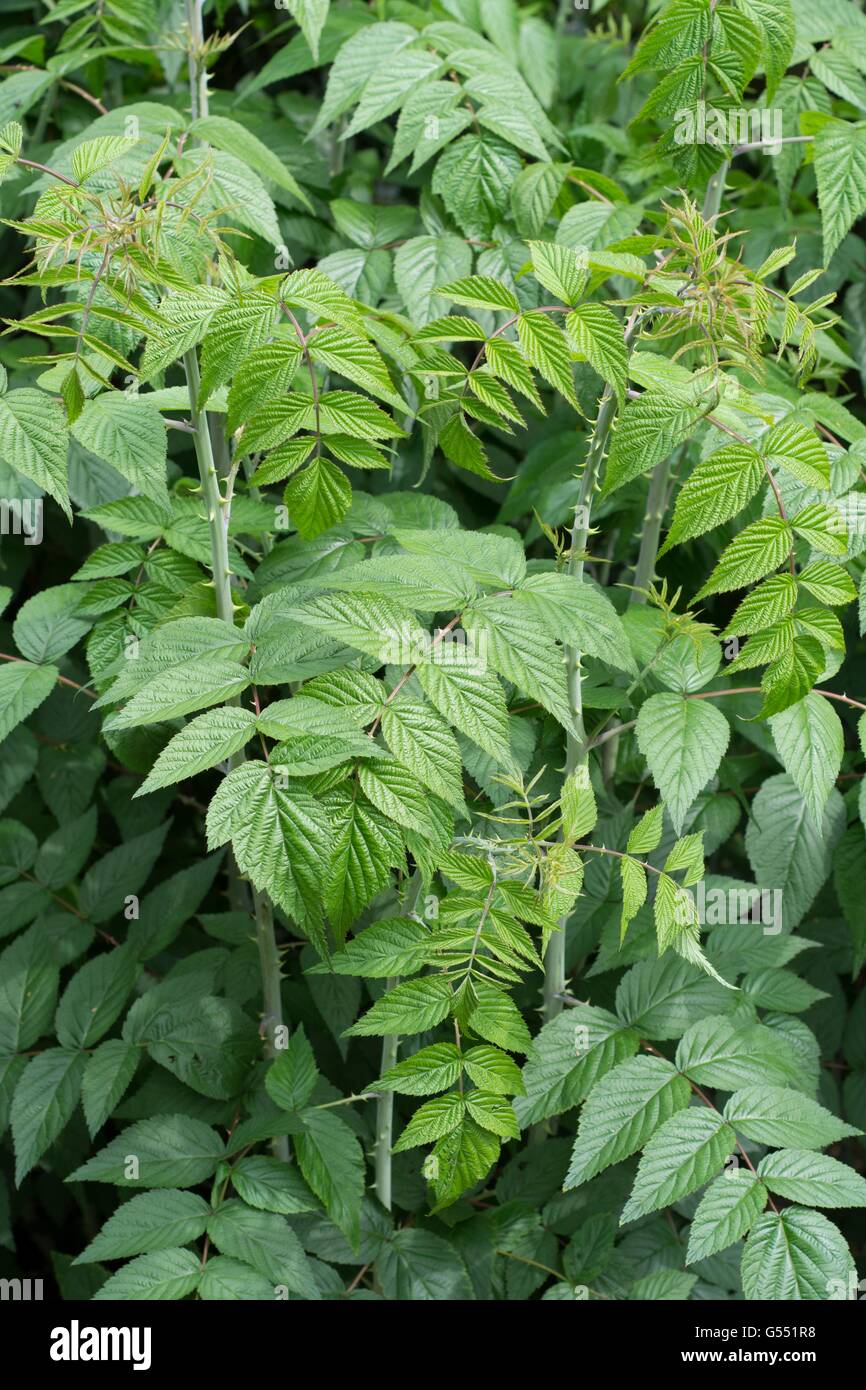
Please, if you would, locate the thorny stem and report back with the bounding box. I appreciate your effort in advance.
[539,313,642,1039]
[632,446,681,601]
[374,870,424,1211]
[181,2,289,1162]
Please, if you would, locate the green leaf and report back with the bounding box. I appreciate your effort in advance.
[798,561,857,607]
[0,928,58,1053]
[265,1027,319,1113]
[516,310,580,410]
[416,661,511,763]
[431,133,520,239]
[282,266,366,335]
[603,385,712,496]
[198,1256,276,1301]
[762,418,829,490]
[686,1171,768,1265]
[430,1115,500,1210]
[11,1048,86,1184]
[464,1090,520,1139]
[565,303,627,404]
[769,694,843,825]
[91,1248,202,1301]
[675,1014,804,1090]
[376,1228,473,1300]
[723,1085,859,1148]
[463,598,572,729]
[55,943,138,1050]
[721,574,798,638]
[439,413,499,482]
[514,1006,640,1128]
[468,979,532,1053]
[207,1199,320,1299]
[142,995,257,1099]
[791,501,848,556]
[394,235,473,325]
[197,295,282,405]
[438,275,519,314]
[34,805,97,889]
[68,1114,226,1188]
[381,699,465,808]
[379,1043,462,1096]
[660,444,764,555]
[636,693,730,833]
[188,114,311,207]
[326,917,428,979]
[0,661,58,743]
[81,1040,139,1138]
[285,457,352,540]
[295,1108,365,1249]
[694,517,792,600]
[104,658,251,730]
[179,147,282,246]
[71,134,138,184]
[814,118,866,265]
[0,389,69,515]
[206,761,331,924]
[76,1190,210,1263]
[565,1054,692,1189]
[137,707,257,796]
[741,1208,855,1300]
[627,804,665,854]
[745,774,844,932]
[309,324,407,410]
[463,1045,524,1096]
[515,572,636,674]
[229,1156,319,1216]
[14,585,91,665]
[528,242,588,305]
[393,1092,465,1151]
[72,394,169,511]
[346,975,453,1037]
[140,286,230,379]
[358,759,439,838]
[737,0,794,98]
[757,1149,866,1207]
[323,792,406,937]
[621,1107,737,1223]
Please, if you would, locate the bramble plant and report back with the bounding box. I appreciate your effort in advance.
[1,0,866,1306]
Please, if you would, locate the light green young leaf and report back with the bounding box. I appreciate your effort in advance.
[636,693,730,833]
[770,693,844,825]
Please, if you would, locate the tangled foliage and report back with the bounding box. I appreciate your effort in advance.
[1,0,866,1303]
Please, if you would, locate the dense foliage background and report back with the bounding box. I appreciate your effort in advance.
[2,0,866,1303]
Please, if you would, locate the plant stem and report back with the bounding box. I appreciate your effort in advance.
[374,870,423,1209]
[185,0,207,122]
[181,0,288,1164]
[540,318,640,1030]
[183,349,234,625]
[632,446,678,601]
[702,159,729,221]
